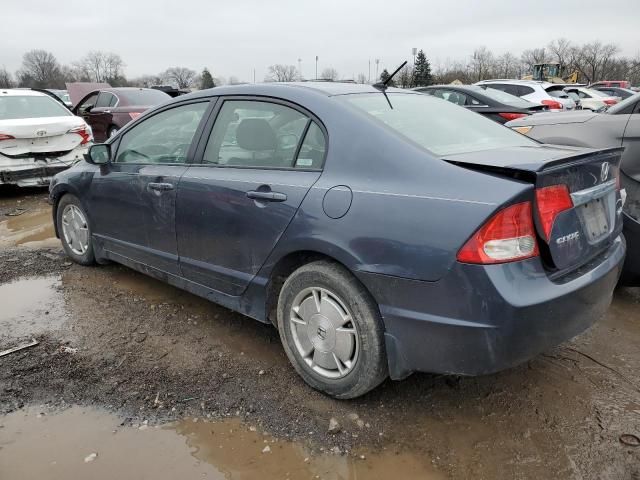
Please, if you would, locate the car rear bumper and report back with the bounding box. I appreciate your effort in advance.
[357,235,625,379]
[0,148,87,187]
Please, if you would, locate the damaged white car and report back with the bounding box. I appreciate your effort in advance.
[0,89,92,187]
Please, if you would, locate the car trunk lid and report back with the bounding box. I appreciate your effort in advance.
[445,145,624,274]
[0,117,87,156]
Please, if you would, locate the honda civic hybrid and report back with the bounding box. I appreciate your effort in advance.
[49,83,625,398]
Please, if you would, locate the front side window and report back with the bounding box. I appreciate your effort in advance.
[115,102,208,164]
[343,93,537,156]
[78,93,99,113]
[0,95,71,120]
[95,92,115,108]
[203,100,311,168]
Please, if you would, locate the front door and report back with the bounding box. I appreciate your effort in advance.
[177,98,327,295]
[89,100,210,274]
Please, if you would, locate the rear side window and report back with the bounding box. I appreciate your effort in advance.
[95,92,115,108]
[0,95,71,120]
[203,100,319,169]
[517,86,535,96]
[343,93,537,156]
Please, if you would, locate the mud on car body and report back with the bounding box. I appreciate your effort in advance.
[50,82,625,398]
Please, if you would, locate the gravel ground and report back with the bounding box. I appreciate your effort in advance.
[0,188,639,479]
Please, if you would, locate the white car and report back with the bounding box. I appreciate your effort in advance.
[563,86,619,111]
[0,89,92,187]
[474,79,577,111]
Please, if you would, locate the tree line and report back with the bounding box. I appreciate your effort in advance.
[0,49,219,90]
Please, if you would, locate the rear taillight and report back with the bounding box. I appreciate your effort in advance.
[67,126,92,145]
[603,99,617,106]
[498,112,528,121]
[457,202,539,264]
[0,134,15,141]
[541,99,563,110]
[129,112,141,120]
[535,185,573,240]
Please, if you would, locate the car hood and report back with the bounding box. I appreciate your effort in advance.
[507,110,599,127]
[66,82,111,106]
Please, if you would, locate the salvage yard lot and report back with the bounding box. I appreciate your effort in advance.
[0,188,639,479]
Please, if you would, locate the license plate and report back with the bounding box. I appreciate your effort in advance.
[581,197,609,241]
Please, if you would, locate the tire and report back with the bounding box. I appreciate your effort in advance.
[277,260,387,399]
[56,194,96,266]
[108,126,119,138]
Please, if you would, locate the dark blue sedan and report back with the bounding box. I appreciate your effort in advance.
[50,83,626,398]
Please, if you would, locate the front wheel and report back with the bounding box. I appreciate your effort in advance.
[56,194,96,265]
[277,261,387,399]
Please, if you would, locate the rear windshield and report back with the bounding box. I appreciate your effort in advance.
[472,86,534,108]
[0,95,71,120]
[118,89,170,106]
[545,86,569,98]
[342,93,537,156]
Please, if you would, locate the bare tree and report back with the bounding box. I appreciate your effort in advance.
[495,52,521,79]
[520,48,550,73]
[75,51,125,84]
[469,47,494,81]
[265,64,297,82]
[356,73,367,84]
[129,74,163,87]
[397,65,415,88]
[320,67,339,81]
[0,67,13,88]
[574,42,620,83]
[17,49,62,88]
[162,67,197,89]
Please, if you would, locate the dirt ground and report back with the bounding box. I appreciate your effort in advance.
[0,187,639,479]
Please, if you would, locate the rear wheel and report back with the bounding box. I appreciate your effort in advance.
[277,261,387,398]
[56,194,95,265]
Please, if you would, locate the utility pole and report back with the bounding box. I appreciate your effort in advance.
[315,55,318,80]
[375,59,380,81]
[298,58,302,81]
[253,68,256,84]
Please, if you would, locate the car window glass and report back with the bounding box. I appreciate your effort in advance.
[0,95,71,120]
[95,93,113,108]
[203,100,309,168]
[78,93,99,112]
[115,102,208,164]
[109,94,118,107]
[295,122,326,169]
[517,85,535,96]
[466,95,483,106]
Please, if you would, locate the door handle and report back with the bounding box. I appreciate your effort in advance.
[147,182,175,192]
[246,190,287,202]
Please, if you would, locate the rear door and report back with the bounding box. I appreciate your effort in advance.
[176,98,326,295]
[89,100,210,274]
[88,92,116,142]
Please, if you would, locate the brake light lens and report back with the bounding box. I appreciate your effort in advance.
[541,99,564,110]
[67,126,92,145]
[457,202,539,264]
[535,185,573,240]
[603,99,617,106]
[0,134,15,141]
[129,112,141,120]
[498,112,528,121]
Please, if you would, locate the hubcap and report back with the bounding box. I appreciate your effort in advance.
[61,204,89,256]
[289,287,359,379]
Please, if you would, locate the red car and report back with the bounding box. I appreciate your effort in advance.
[72,87,170,142]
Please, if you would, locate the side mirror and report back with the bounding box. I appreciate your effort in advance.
[85,144,111,165]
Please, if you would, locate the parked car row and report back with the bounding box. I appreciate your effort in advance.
[48,81,628,398]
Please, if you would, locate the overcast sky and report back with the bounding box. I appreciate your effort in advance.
[3,0,639,82]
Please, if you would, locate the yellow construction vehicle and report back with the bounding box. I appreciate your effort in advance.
[522,63,579,83]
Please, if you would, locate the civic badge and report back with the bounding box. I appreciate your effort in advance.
[35,129,47,137]
[600,162,610,182]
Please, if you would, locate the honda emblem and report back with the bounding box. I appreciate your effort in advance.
[600,162,610,182]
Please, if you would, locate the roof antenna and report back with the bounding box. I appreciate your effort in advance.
[372,61,407,91]
[372,60,406,109]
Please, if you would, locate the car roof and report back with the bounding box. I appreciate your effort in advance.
[180,82,414,101]
[0,89,49,97]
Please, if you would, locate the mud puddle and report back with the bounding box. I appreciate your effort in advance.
[0,407,443,480]
[0,202,56,248]
[0,276,66,342]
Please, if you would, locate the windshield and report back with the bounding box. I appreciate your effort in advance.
[0,95,71,120]
[342,93,538,156]
[119,89,170,106]
[472,86,534,108]
[607,92,640,114]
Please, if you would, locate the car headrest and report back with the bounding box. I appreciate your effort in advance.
[236,118,277,151]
